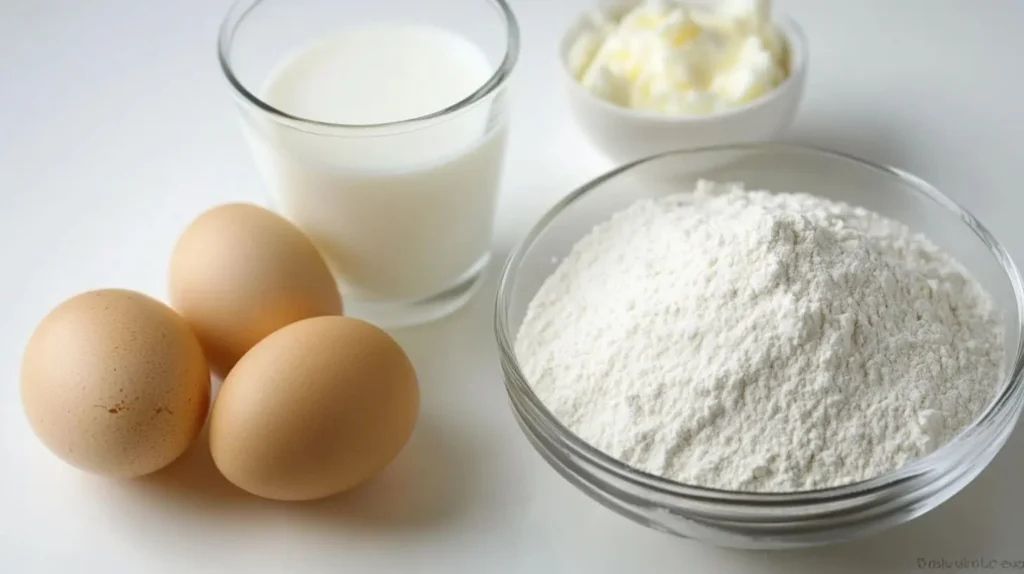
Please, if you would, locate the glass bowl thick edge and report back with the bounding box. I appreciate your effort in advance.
[493,142,1024,512]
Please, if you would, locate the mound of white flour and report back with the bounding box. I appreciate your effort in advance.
[515,180,1004,492]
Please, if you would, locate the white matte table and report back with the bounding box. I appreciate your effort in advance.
[2,0,1022,572]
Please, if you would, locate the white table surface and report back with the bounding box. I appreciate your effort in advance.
[2,0,1023,572]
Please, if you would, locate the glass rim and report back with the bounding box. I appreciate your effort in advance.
[216,0,520,131]
[494,142,1024,505]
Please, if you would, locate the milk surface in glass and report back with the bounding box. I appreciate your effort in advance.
[243,24,507,325]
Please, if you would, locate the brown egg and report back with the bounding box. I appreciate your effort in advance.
[168,203,342,377]
[20,289,210,478]
[210,316,419,501]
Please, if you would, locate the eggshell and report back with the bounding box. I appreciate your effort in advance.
[210,316,419,501]
[169,203,342,377]
[20,289,210,478]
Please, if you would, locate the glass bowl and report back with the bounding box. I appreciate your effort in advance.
[494,144,1024,549]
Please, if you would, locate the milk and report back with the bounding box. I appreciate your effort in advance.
[242,24,508,315]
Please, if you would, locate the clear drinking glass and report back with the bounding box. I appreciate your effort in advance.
[218,0,519,328]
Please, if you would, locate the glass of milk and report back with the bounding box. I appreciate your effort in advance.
[218,0,519,327]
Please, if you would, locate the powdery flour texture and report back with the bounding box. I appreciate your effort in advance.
[515,180,1004,492]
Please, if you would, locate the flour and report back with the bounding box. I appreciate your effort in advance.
[515,180,1004,492]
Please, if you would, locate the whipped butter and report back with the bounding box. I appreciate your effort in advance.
[567,0,788,115]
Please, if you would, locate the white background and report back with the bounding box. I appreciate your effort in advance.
[2,0,1023,572]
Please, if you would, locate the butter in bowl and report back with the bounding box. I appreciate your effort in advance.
[560,0,808,163]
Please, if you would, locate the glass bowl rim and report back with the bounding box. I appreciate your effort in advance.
[216,0,520,131]
[494,142,1024,504]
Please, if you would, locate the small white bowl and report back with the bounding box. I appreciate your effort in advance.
[560,4,808,164]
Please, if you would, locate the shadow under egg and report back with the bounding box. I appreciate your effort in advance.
[284,416,484,533]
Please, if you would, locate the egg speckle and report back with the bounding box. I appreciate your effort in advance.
[210,316,419,501]
[20,289,211,478]
[169,203,342,377]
